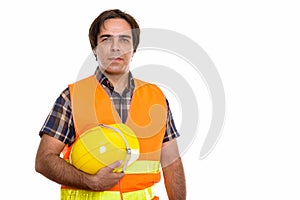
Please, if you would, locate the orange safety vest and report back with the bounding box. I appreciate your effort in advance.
[61,75,167,200]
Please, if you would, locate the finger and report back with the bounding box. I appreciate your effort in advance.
[106,160,122,171]
[112,171,125,179]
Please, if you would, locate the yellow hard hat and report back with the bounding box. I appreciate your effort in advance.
[69,123,140,174]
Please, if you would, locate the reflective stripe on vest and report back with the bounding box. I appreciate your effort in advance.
[61,186,158,200]
[125,160,160,174]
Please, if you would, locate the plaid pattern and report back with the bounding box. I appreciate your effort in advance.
[98,69,135,124]
[40,68,180,146]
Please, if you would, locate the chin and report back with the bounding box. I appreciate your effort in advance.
[104,68,126,75]
[106,65,129,74]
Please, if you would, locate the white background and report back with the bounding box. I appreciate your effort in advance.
[1,0,299,199]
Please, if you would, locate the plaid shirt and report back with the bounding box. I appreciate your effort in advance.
[40,68,180,146]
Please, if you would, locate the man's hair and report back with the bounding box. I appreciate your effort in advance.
[89,9,140,53]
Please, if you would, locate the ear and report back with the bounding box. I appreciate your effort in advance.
[130,52,135,62]
[93,49,97,60]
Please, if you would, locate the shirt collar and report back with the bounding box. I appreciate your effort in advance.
[94,67,135,93]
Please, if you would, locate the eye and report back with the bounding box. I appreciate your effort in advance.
[119,36,131,43]
[100,37,113,43]
[120,38,128,43]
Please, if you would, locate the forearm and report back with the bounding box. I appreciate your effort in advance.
[35,134,124,191]
[35,134,93,190]
[35,151,91,189]
[162,157,186,200]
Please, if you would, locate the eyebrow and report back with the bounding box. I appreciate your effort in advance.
[99,34,132,39]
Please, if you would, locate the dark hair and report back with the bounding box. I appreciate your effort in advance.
[89,9,140,53]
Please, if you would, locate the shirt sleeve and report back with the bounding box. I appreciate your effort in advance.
[163,98,180,143]
[39,88,76,146]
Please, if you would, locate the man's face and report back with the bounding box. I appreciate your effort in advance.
[94,18,134,76]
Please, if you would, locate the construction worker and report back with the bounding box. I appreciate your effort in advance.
[35,9,186,200]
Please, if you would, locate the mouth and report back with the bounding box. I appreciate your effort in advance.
[108,57,123,61]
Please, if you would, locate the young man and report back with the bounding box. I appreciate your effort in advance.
[35,9,186,200]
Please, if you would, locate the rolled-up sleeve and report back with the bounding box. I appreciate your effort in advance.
[39,88,75,146]
[163,98,180,143]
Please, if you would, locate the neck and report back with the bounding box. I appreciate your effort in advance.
[104,72,129,94]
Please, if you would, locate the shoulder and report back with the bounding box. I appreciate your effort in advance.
[55,87,71,105]
[133,78,167,104]
[68,75,97,93]
[133,78,162,91]
[69,75,96,86]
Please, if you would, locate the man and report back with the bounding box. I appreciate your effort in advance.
[35,9,186,200]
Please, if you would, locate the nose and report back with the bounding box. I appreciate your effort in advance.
[111,37,120,52]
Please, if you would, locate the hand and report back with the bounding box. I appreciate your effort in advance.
[87,160,124,191]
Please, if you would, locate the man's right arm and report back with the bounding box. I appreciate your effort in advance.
[35,134,124,191]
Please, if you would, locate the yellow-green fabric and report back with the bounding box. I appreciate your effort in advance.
[125,160,160,174]
[61,186,153,200]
